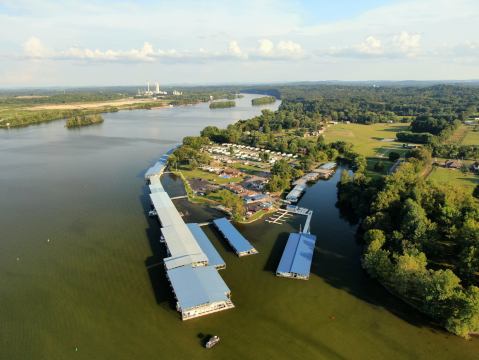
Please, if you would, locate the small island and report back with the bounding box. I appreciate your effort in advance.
[251,96,276,106]
[66,114,104,128]
[209,101,236,109]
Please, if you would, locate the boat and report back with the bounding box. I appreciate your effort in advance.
[148,209,157,217]
[205,335,220,349]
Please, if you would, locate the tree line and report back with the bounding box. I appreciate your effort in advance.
[338,147,479,338]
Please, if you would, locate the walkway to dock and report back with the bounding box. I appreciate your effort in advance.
[170,195,188,200]
[266,209,293,225]
[267,206,313,234]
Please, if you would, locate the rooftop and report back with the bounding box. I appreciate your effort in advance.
[167,265,231,311]
[149,192,184,227]
[161,223,208,267]
[277,232,317,279]
[213,217,258,256]
[187,223,226,269]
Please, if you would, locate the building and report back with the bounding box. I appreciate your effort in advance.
[445,160,462,169]
[276,232,317,280]
[213,217,258,256]
[166,265,234,320]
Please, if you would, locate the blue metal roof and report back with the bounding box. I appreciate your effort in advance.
[277,232,317,278]
[167,265,230,310]
[187,223,225,269]
[213,218,257,255]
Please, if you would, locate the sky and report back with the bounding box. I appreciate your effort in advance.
[0,0,478,87]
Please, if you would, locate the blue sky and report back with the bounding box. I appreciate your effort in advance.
[0,0,478,86]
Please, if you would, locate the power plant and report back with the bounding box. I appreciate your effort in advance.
[136,81,181,97]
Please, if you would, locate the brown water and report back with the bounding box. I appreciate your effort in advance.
[0,94,477,359]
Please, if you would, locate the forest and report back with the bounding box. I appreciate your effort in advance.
[66,114,104,128]
[251,96,276,106]
[209,101,236,109]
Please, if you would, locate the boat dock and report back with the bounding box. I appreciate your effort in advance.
[267,205,313,233]
[266,209,293,225]
[276,232,317,280]
[145,151,234,320]
[213,217,258,256]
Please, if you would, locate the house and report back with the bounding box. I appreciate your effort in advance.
[445,160,462,169]
[469,161,479,173]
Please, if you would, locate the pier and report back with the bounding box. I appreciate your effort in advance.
[145,151,234,320]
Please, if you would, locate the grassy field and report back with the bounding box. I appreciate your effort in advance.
[462,127,479,145]
[428,167,479,194]
[446,125,470,144]
[323,122,410,158]
[179,167,242,184]
[231,162,270,176]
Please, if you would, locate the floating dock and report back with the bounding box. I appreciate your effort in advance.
[213,217,258,256]
[276,232,317,280]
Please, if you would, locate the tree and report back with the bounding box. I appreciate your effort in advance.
[400,199,433,245]
[364,229,386,252]
[474,185,479,199]
[388,152,401,162]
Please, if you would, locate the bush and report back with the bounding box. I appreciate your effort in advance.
[388,152,401,162]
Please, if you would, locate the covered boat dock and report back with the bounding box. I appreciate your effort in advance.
[276,232,317,280]
[213,217,258,256]
[187,223,226,270]
[146,154,234,319]
[166,265,234,320]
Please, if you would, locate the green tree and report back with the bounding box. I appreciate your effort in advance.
[388,151,401,162]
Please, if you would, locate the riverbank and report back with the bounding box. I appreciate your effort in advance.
[0,99,173,129]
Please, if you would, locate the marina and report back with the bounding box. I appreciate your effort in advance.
[145,157,234,320]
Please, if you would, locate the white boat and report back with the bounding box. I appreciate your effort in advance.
[148,209,157,217]
[205,335,220,349]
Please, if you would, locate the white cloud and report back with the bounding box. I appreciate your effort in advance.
[321,33,423,59]
[258,39,275,56]
[23,37,49,58]
[357,36,383,55]
[19,37,304,63]
[255,39,304,59]
[228,40,247,59]
[393,32,421,57]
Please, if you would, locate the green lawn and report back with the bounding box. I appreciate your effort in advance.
[323,122,410,158]
[428,167,479,194]
[231,162,269,176]
[461,128,479,145]
[179,167,242,184]
[446,125,470,144]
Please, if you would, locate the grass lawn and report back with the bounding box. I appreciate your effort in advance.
[231,162,270,176]
[461,128,479,145]
[365,158,394,178]
[428,167,479,194]
[446,125,470,144]
[179,167,242,184]
[323,122,410,158]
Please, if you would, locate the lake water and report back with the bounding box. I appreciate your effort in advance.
[0,94,477,359]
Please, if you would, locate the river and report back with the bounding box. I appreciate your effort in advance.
[0,94,477,359]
